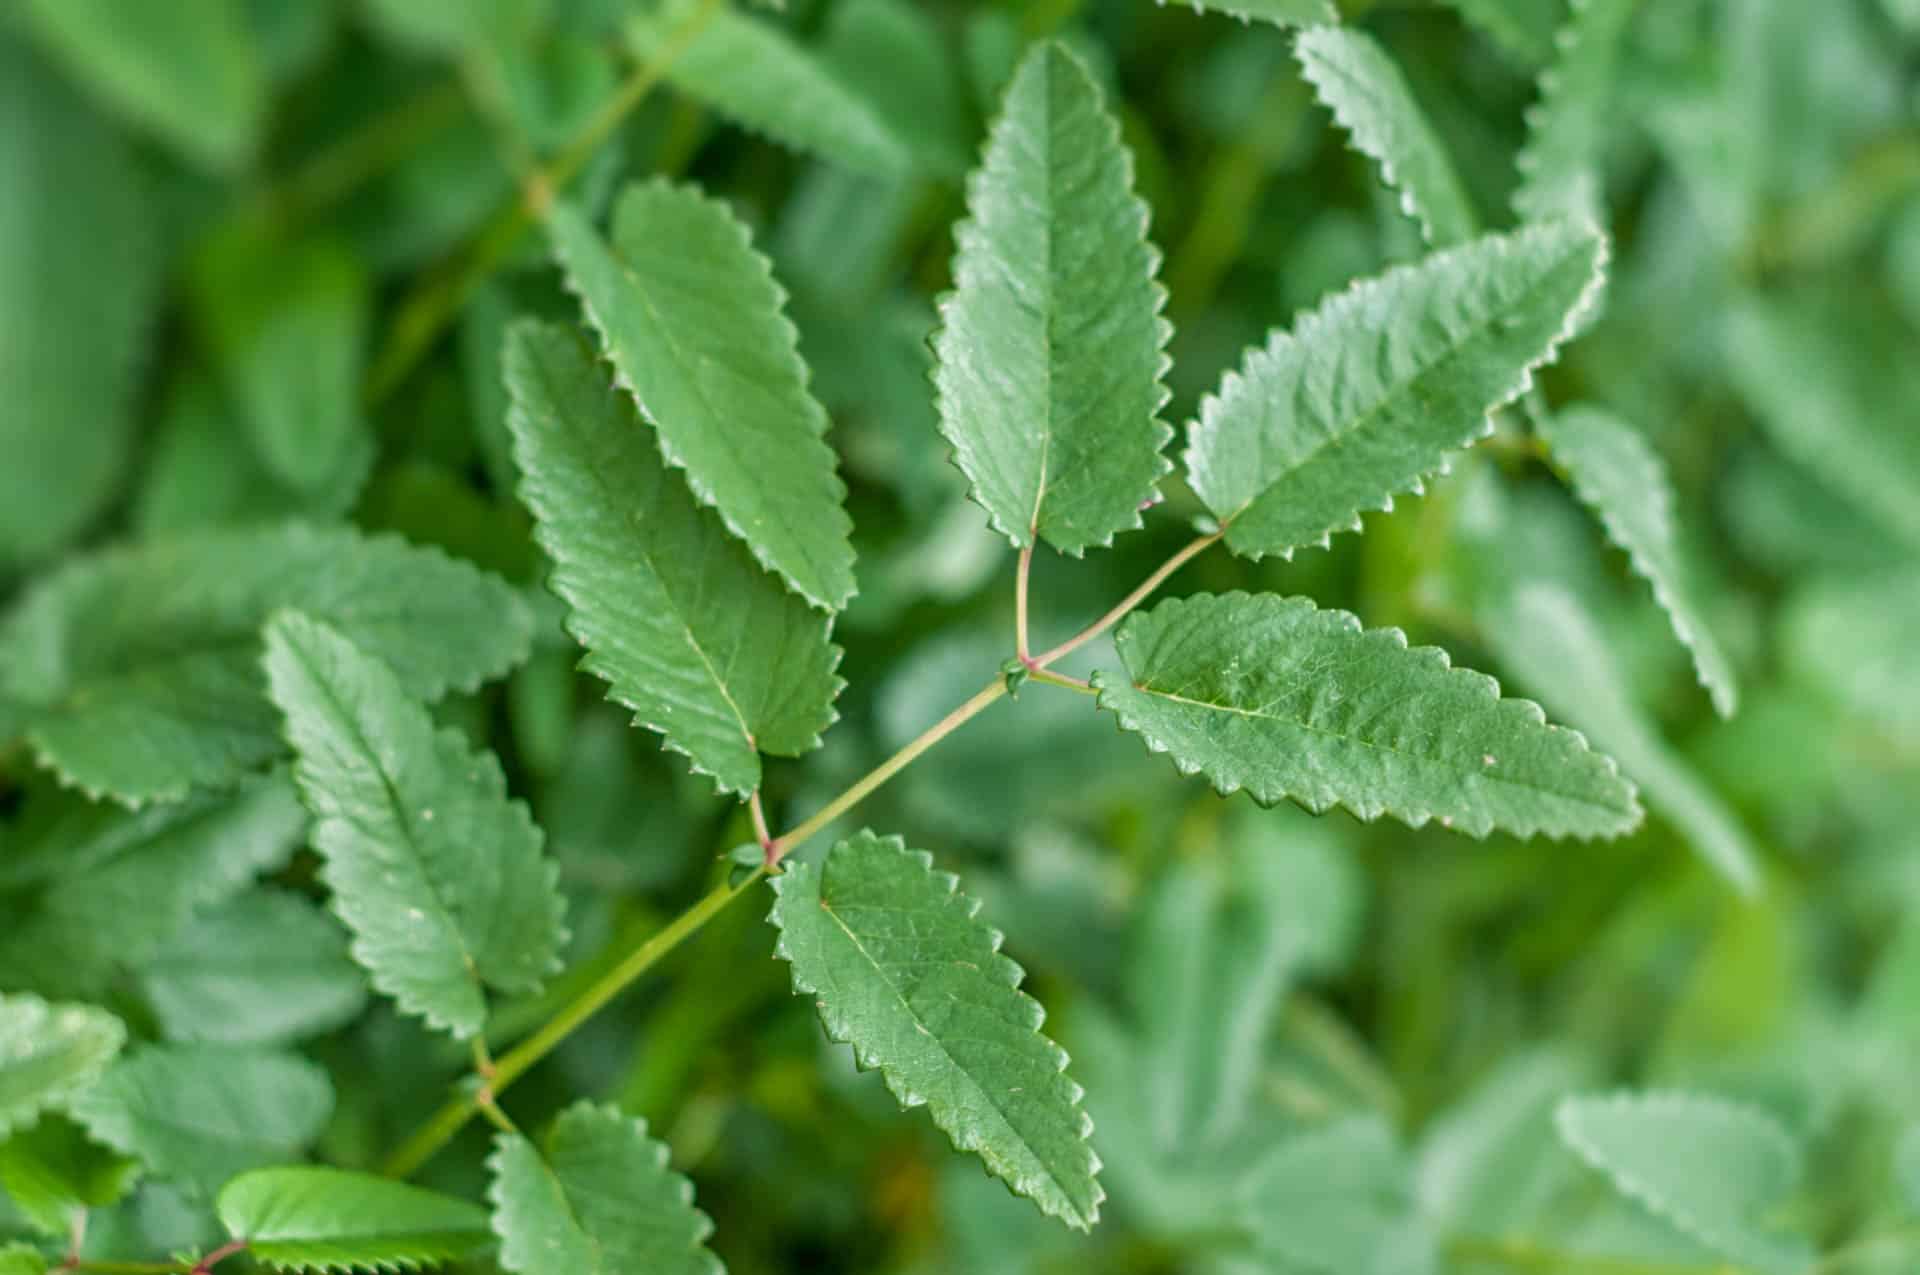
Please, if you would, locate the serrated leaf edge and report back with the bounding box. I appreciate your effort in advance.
[930,41,1174,558]
[1184,221,1610,562]
[1512,0,1629,223]
[1294,24,1478,248]
[767,832,1105,1230]
[548,180,857,613]
[1555,1091,1802,1263]
[1155,0,1340,27]
[1093,591,1644,840]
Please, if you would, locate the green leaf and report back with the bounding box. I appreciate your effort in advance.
[1157,0,1339,26]
[0,38,160,571]
[217,1167,492,1272]
[0,1115,141,1235]
[359,0,548,54]
[1513,0,1639,224]
[547,181,857,610]
[627,3,909,176]
[137,890,368,1047]
[0,524,533,806]
[769,831,1102,1230]
[1094,592,1641,840]
[504,321,841,795]
[1723,293,1920,550]
[1295,27,1479,247]
[190,226,371,492]
[488,1102,722,1275]
[1783,572,1920,749]
[1557,1092,1810,1275]
[0,776,308,998]
[264,612,567,1040]
[0,1244,46,1275]
[0,995,125,1140]
[1415,1050,1590,1235]
[1239,1117,1436,1275]
[1185,222,1606,561]
[931,41,1172,555]
[14,0,264,171]
[1438,0,1563,63]
[1538,405,1737,716]
[1898,1125,1920,1213]
[66,1045,333,1200]
[820,0,971,180]
[1484,582,1764,894]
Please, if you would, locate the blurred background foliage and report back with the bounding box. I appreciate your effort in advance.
[1,0,1918,1271]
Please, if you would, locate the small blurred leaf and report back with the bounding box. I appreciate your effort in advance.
[821,0,970,180]
[0,1244,47,1275]
[1898,1125,1920,1213]
[0,525,532,806]
[1238,1117,1437,1275]
[0,1115,139,1236]
[1539,405,1737,716]
[137,890,367,1047]
[628,2,910,177]
[1557,1091,1810,1275]
[1416,1050,1590,1236]
[1513,0,1638,224]
[359,0,548,54]
[1296,26,1478,247]
[67,1045,333,1200]
[217,1168,492,1272]
[0,39,160,571]
[488,1102,721,1275]
[0,996,125,1140]
[1437,0,1563,64]
[265,612,567,1040]
[1159,0,1338,27]
[15,0,264,170]
[1783,572,1920,748]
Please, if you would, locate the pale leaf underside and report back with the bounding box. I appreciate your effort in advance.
[1296,25,1479,247]
[1184,221,1607,562]
[505,321,841,795]
[1539,405,1738,716]
[1556,1092,1809,1275]
[932,40,1172,555]
[770,831,1102,1230]
[548,180,856,611]
[264,612,566,1040]
[488,1103,722,1275]
[1095,592,1642,840]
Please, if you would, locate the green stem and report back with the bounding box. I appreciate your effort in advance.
[1029,667,1095,695]
[1030,531,1220,668]
[365,0,722,405]
[381,866,763,1178]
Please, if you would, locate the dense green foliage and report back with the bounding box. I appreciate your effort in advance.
[1,1,1917,1273]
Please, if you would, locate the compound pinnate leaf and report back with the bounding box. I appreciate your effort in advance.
[1094,592,1641,840]
[263,612,566,1040]
[137,890,368,1047]
[548,181,857,611]
[1185,222,1606,561]
[932,40,1172,555]
[1513,0,1638,224]
[66,1045,332,1200]
[1485,583,1762,894]
[505,321,841,795]
[1538,405,1738,716]
[217,1168,492,1272]
[0,39,160,572]
[0,995,124,1140]
[628,3,910,177]
[1158,0,1339,26]
[770,831,1102,1230]
[0,524,533,807]
[488,1102,722,1275]
[1556,1092,1811,1275]
[1296,26,1479,247]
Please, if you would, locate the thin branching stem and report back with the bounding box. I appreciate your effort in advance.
[1015,541,1035,665]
